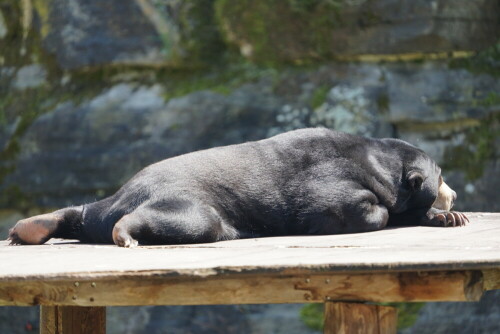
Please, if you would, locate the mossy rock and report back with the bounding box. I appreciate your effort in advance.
[450,42,500,78]
[215,0,500,64]
[215,0,340,64]
[443,112,499,181]
[0,0,41,67]
[24,0,225,70]
[177,0,226,66]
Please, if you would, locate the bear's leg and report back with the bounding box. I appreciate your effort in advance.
[112,214,140,248]
[335,189,389,233]
[8,207,83,245]
[302,183,389,235]
[112,200,239,247]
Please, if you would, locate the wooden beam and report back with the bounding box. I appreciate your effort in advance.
[0,270,483,307]
[40,305,105,334]
[324,302,397,334]
[483,269,500,291]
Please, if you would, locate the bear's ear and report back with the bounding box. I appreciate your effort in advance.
[408,171,424,191]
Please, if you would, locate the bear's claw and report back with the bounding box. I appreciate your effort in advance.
[8,229,26,245]
[435,211,469,227]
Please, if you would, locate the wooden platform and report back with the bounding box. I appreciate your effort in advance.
[1,212,499,334]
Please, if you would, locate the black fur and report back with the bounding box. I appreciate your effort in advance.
[43,128,453,245]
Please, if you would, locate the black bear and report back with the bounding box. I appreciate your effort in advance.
[8,128,467,247]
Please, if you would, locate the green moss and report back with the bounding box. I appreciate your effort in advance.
[159,61,279,100]
[300,303,324,331]
[288,0,342,13]
[0,84,50,212]
[450,42,500,77]
[159,32,175,58]
[0,59,284,211]
[376,93,390,113]
[310,85,330,109]
[396,119,481,133]
[0,81,96,212]
[215,0,341,65]
[177,0,226,66]
[476,91,500,107]
[0,185,34,212]
[134,0,227,67]
[0,0,63,81]
[33,0,51,39]
[2,0,226,71]
[0,87,54,174]
[442,112,499,180]
[299,302,425,331]
[0,95,13,126]
[0,0,27,66]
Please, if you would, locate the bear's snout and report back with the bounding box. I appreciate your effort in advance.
[433,180,456,211]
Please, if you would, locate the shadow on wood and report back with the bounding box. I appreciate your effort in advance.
[40,305,105,334]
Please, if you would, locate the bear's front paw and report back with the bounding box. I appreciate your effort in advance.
[432,211,469,227]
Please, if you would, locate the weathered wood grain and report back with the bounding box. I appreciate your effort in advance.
[483,269,500,290]
[0,212,498,309]
[0,213,498,281]
[324,302,397,334]
[0,270,483,306]
[40,305,105,334]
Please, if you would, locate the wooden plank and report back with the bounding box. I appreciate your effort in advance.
[40,306,58,334]
[0,270,483,306]
[0,213,499,281]
[324,302,397,334]
[376,305,398,334]
[483,269,500,291]
[40,305,105,334]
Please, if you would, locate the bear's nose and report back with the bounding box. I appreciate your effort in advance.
[450,190,457,208]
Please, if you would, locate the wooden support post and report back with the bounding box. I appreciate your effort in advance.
[324,302,397,334]
[40,305,106,334]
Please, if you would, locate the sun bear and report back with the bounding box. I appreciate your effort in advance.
[8,128,466,247]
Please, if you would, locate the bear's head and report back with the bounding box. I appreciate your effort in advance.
[382,138,457,214]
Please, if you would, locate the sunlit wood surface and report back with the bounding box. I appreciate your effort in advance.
[0,212,498,307]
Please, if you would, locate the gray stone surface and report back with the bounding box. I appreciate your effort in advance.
[0,306,39,334]
[0,66,19,148]
[0,304,317,334]
[3,83,281,207]
[330,0,500,55]
[36,0,164,69]
[217,0,500,62]
[2,63,498,211]
[34,0,222,69]
[12,64,47,90]
[0,10,7,39]
[443,161,500,212]
[107,304,315,334]
[402,290,500,334]
[0,210,24,240]
[10,0,498,70]
[385,63,500,123]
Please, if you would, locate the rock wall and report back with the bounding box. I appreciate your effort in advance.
[1,62,498,211]
[216,0,500,62]
[0,0,499,333]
